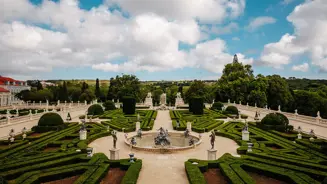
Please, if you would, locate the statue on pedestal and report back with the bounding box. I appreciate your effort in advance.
[137,129,142,138]
[112,130,117,149]
[209,131,215,149]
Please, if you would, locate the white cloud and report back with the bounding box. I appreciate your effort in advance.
[187,39,253,73]
[246,16,276,31]
[232,37,240,41]
[105,0,246,23]
[259,0,327,72]
[201,22,239,35]
[292,63,309,72]
[0,0,252,77]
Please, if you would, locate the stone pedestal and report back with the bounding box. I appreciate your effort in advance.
[242,131,249,141]
[79,130,87,140]
[207,149,217,160]
[187,122,192,131]
[145,97,153,107]
[136,122,140,131]
[297,133,302,139]
[109,148,120,160]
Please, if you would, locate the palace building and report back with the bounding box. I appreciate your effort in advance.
[0,76,31,106]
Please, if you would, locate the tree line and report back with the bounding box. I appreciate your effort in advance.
[16,60,327,118]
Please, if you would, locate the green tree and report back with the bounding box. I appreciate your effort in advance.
[266,75,293,111]
[79,89,95,102]
[36,81,43,91]
[184,80,207,103]
[95,78,101,100]
[68,87,82,102]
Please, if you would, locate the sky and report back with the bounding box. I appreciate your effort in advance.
[1,0,327,81]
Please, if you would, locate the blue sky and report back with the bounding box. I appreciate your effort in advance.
[2,0,327,80]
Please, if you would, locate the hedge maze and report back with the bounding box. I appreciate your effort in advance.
[185,121,327,184]
[100,110,157,132]
[0,122,142,184]
[170,109,227,132]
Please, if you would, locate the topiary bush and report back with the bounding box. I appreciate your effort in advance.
[32,112,67,133]
[190,97,204,115]
[259,112,290,132]
[38,112,64,126]
[211,102,224,111]
[87,104,104,115]
[103,101,116,111]
[224,106,239,115]
[123,96,136,115]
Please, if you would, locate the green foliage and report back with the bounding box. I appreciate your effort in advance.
[259,113,290,132]
[103,101,116,111]
[211,102,224,110]
[87,104,104,115]
[79,89,96,102]
[38,112,64,126]
[107,75,141,102]
[189,97,204,115]
[123,96,136,115]
[225,106,239,115]
[121,160,142,184]
[266,75,294,111]
[185,162,206,184]
[95,78,102,100]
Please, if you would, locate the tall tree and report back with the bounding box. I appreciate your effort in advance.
[184,80,207,103]
[81,82,89,93]
[95,78,101,100]
[266,75,293,111]
[36,81,43,91]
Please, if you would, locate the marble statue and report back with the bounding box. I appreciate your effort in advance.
[112,130,117,149]
[209,131,215,149]
[242,122,249,132]
[176,92,182,99]
[147,92,152,98]
[317,111,321,118]
[278,105,281,112]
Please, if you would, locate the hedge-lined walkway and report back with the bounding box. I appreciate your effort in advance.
[0,107,88,139]
[89,110,240,184]
[239,108,327,138]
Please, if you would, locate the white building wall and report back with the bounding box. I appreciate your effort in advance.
[0,85,31,106]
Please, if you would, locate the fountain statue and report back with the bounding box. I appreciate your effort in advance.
[131,137,137,146]
[154,127,170,146]
[189,138,195,146]
[184,129,190,138]
[209,131,215,149]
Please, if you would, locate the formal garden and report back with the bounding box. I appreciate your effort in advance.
[186,120,327,184]
[0,110,142,184]
[1,58,327,184]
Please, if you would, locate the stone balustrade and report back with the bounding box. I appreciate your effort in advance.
[0,105,90,127]
[227,103,327,127]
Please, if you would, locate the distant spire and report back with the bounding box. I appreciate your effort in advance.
[233,54,238,63]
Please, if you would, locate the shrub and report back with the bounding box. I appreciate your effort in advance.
[190,97,204,115]
[38,113,64,126]
[211,102,224,111]
[87,104,104,115]
[259,113,289,132]
[123,96,136,115]
[224,106,238,115]
[102,101,116,111]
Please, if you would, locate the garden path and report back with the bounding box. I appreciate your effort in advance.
[239,108,327,138]
[89,110,239,184]
[0,106,88,139]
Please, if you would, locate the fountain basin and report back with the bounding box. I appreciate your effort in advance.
[125,131,201,152]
